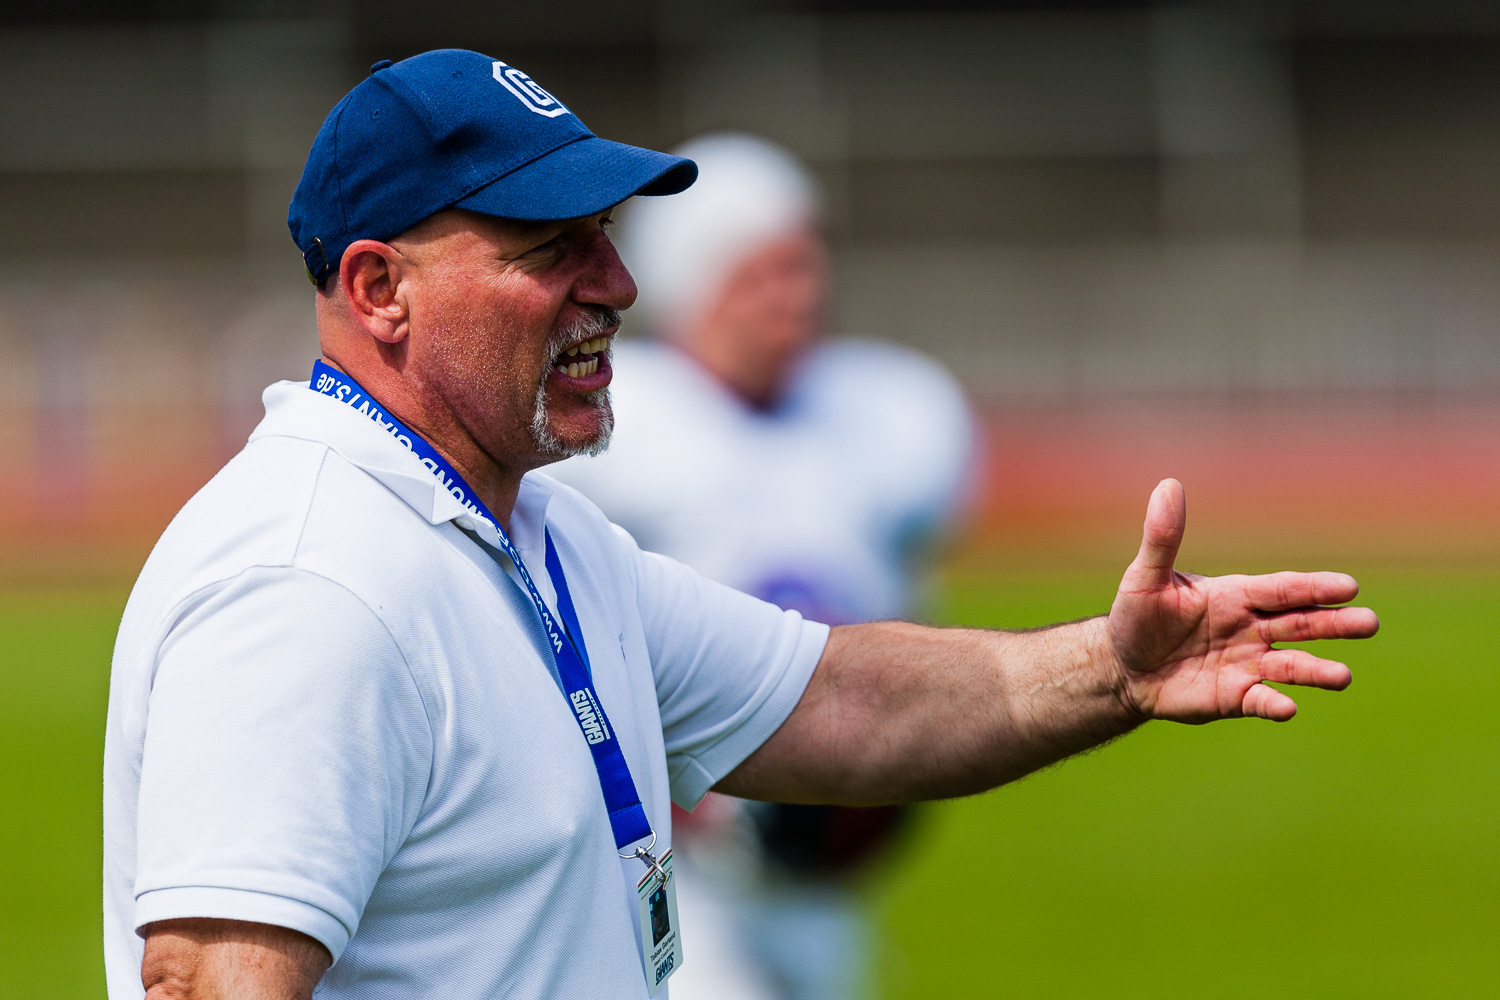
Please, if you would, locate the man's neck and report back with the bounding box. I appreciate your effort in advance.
[320,355,524,532]
[435,443,524,536]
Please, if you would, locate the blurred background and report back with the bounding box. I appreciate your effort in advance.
[2,0,1497,996]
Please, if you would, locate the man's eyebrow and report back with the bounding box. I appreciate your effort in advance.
[492,213,606,258]
[518,230,569,255]
[484,221,563,258]
[513,221,563,239]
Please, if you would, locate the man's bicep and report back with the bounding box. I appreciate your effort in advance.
[142,918,330,1000]
[136,568,432,963]
[628,540,828,808]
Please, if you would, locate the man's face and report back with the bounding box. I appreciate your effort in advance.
[685,225,829,409]
[391,208,636,469]
[717,226,829,360]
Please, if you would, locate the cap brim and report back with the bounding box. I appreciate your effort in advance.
[453,136,697,222]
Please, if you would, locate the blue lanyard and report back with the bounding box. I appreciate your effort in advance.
[308,360,656,857]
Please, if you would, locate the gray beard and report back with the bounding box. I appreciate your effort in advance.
[529,381,613,458]
[528,309,618,458]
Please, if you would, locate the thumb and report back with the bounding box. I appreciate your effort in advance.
[1126,478,1185,590]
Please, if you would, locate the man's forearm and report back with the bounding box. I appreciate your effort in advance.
[722,480,1378,805]
[719,618,1142,805]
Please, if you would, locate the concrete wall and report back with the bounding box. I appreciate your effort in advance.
[4,1,1500,566]
[5,3,1500,403]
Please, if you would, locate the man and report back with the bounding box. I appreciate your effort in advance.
[104,50,1378,1000]
[549,132,978,1000]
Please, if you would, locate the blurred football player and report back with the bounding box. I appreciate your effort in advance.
[550,133,980,1000]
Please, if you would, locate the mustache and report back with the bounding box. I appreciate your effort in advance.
[546,307,622,361]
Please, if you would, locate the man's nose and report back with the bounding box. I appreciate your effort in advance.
[577,228,638,312]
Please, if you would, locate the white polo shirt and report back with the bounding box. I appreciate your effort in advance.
[102,379,828,1000]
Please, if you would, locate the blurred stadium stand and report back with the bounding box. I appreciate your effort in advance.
[4,0,1500,575]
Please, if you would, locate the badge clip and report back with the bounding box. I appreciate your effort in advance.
[620,831,668,890]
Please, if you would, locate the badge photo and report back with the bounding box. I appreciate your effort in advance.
[636,849,684,995]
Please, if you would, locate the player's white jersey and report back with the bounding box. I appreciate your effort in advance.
[551,338,978,624]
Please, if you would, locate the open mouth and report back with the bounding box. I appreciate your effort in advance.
[551,336,611,381]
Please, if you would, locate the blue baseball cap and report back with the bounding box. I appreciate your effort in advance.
[288,48,698,286]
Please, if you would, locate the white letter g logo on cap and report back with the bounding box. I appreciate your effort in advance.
[492,62,571,118]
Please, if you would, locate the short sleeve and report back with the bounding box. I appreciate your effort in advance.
[624,528,829,807]
[132,567,432,963]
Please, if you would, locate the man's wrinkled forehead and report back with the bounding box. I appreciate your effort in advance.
[393,208,541,248]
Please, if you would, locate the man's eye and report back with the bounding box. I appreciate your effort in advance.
[526,236,565,257]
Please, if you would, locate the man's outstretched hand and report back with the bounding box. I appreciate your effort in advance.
[1108,479,1380,724]
[722,476,1381,806]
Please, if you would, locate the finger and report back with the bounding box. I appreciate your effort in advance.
[1242,682,1298,721]
[1254,648,1352,691]
[1258,605,1381,644]
[1240,571,1360,612]
[1123,478,1185,591]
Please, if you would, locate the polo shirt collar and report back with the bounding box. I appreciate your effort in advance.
[250,380,552,560]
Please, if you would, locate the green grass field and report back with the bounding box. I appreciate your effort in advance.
[874,567,1500,998]
[2,568,1496,996]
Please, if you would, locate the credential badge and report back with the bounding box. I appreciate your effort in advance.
[492,61,571,118]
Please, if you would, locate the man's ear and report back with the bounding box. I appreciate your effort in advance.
[339,240,410,344]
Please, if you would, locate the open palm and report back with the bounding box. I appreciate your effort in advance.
[1108,480,1380,723]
